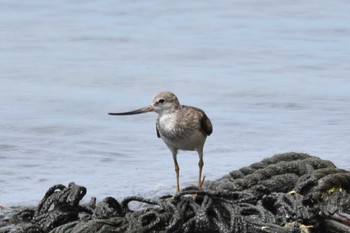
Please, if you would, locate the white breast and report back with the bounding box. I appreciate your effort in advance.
[158,113,177,133]
[158,113,207,152]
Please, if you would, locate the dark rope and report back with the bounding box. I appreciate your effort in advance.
[2,152,350,233]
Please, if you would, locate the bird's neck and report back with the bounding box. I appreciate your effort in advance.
[158,103,180,115]
[159,106,181,116]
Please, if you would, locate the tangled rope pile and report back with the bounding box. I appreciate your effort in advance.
[1,152,350,233]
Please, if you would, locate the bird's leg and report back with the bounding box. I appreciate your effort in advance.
[191,151,205,201]
[172,151,180,193]
[198,158,204,188]
[198,151,204,189]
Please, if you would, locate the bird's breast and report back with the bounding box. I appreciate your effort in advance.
[157,113,206,151]
[158,113,179,138]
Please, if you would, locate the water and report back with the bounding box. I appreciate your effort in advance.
[1,0,350,206]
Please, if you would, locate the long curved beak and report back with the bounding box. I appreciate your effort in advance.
[108,105,154,115]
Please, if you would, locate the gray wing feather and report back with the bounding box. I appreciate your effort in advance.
[156,120,161,138]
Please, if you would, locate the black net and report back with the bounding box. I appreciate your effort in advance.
[2,152,350,233]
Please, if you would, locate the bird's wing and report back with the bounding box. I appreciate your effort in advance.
[182,105,213,136]
[201,113,213,136]
[156,120,161,138]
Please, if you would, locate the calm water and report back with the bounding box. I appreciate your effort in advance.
[1,0,350,206]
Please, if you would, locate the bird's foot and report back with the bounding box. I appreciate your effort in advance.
[284,222,313,233]
[192,176,206,201]
[198,175,206,189]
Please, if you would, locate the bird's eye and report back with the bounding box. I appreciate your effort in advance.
[159,99,165,104]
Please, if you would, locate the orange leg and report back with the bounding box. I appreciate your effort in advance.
[173,156,180,192]
[198,158,204,188]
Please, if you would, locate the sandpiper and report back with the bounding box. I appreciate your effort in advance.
[109,91,213,192]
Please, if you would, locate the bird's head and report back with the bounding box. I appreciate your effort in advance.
[108,91,180,116]
[151,92,180,114]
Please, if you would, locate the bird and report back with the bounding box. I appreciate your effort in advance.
[108,91,213,193]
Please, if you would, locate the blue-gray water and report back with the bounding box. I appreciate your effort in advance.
[1,0,350,206]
